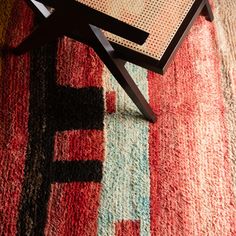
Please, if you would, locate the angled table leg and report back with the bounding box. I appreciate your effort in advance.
[202,0,214,22]
[14,1,156,122]
[89,25,156,122]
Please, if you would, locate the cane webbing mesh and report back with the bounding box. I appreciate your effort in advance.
[78,0,195,60]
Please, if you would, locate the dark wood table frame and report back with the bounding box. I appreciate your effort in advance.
[14,0,213,122]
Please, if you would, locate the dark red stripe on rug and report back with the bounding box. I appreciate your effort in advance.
[54,130,104,161]
[44,38,105,235]
[115,220,140,236]
[105,91,116,114]
[0,1,32,235]
[56,38,103,88]
[45,182,102,235]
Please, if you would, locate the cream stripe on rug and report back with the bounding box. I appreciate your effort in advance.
[213,0,236,200]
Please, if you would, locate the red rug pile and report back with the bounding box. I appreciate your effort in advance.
[0,1,235,235]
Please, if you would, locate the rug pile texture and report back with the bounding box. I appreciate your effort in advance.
[0,0,235,235]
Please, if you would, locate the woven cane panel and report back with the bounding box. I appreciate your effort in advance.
[78,0,195,60]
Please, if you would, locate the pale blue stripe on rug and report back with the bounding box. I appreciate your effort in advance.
[98,63,151,236]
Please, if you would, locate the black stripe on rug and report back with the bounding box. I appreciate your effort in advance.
[17,38,104,235]
[51,160,103,183]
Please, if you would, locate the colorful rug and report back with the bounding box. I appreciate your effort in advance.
[0,0,235,235]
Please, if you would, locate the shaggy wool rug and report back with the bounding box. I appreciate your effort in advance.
[0,0,235,235]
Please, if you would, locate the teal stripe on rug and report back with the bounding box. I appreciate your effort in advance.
[98,63,151,236]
